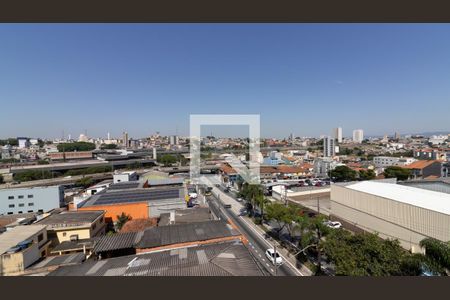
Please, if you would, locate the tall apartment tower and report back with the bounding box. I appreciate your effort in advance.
[323,136,336,157]
[123,131,129,148]
[334,127,343,143]
[169,135,179,145]
[353,129,364,143]
[394,132,401,140]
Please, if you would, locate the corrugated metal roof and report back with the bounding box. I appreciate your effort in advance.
[48,241,263,276]
[345,181,450,215]
[94,232,138,253]
[136,220,240,249]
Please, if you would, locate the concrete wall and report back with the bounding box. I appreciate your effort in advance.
[330,184,450,252]
[0,186,64,215]
[78,202,148,222]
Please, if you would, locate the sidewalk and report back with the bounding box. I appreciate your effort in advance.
[211,186,313,276]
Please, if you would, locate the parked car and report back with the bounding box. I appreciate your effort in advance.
[324,220,342,229]
[236,197,243,202]
[265,249,283,265]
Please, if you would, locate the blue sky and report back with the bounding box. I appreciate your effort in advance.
[1,24,450,139]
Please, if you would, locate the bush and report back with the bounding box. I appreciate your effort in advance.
[14,170,53,182]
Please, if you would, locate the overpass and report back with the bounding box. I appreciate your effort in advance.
[7,159,157,174]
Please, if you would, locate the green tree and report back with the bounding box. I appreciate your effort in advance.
[330,166,357,182]
[323,230,422,276]
[359,169,376,181]
[115,212,131,231]
[265,202,290,238]
[383,166,411,181]
[100,143,118,150]
[157,154,178,167]
[37,159,50,165]
[37,139,45,148]
[419,238,450,275]
[74,176,94,188]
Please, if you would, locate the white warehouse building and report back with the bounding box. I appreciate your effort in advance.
[330,181,450,253]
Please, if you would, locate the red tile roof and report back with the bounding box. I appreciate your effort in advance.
[403,160,439,170]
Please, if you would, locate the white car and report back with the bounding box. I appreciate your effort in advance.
[324,220,342,229]
[236,197,243,202]
[189,192,198,199]
[265,249,283,265]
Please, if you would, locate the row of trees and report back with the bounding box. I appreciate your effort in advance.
[56,142,96,152]
[261,200,450,275]
[13,165,113,182]
[330,166,376,182]
[329,165,412,182]
[157,154,188,167]
[236,180,449,276]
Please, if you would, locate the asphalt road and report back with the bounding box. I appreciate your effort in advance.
[206,191,299,276]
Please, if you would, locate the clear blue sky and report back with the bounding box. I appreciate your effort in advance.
[1,24,450,139]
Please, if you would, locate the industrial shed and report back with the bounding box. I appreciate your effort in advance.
[330,181,450,253]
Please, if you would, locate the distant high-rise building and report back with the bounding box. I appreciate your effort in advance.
[334,127,343,143]
[394,132,401,140]
[323,136,335,157]
[169,135,179,145]
[123,131,129,148]
[353,129,364,143]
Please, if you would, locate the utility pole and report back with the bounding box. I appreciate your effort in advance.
[274,243,278,276]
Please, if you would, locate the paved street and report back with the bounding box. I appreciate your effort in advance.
[208,185,310,276]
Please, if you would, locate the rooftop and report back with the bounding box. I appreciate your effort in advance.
[0,225,47,255]
[29,253,86,271]
[158,207,213,226]
[81,186,184,207]
[37,211,104,227]
[345,181,450,215]
[403,160,440,169]
[94,231,143,253]
[51,238,99,254]
[48,241,264,276]
[137,220,240,249]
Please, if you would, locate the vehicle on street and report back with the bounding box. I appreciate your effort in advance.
[265,249,283,265]
[224,204,232,209]
[324,220,342,229]
[236,197,243,202]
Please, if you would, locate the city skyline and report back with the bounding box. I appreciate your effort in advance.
[2,24,450,138]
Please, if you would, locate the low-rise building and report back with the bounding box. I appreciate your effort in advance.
[403,160,442,179]
[113,171,138,184]
[0,185,64,216]
[330,181,450,253]
[373,156,416,168]
[36,210,106,247]
[0,225,50,275]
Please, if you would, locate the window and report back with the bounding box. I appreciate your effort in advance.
[62,232,67,237]
[38,233,44,242]
[8,204,14,208]
[28,195,33,198]
[18,211,23,214]
[38,209,43,213]
[28,202,34,206]
[92,224,96,230]
[19,203,24,207]
[28,210,33,213]
[8,196,14,200]
[7,212,13,215]
[18,195,24,199]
